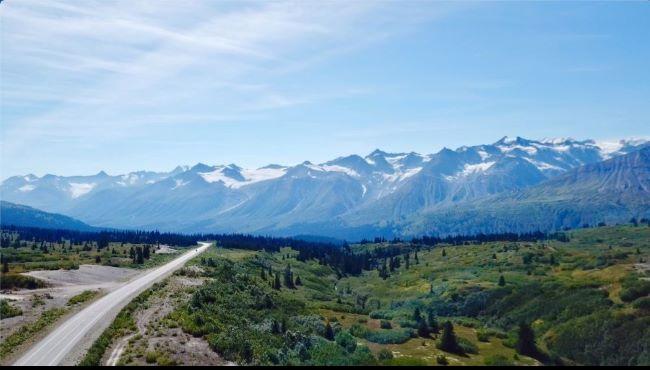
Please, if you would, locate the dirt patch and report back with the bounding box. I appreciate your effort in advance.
[23,265,139,286]
[154,245,179,254]
[0,265,140,364]
[104,275,231,366]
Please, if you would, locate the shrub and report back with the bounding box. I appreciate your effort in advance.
[633,297,650,311]
[484,354,514,366]
[0,299,22,319]
[620,277,650,302]
[349,324,413,344]
[0,274,47,290]
[67,290,98,306]
[145,351,158,364]
[476,329,491,342]
[369,310,393,320]
[458,337,479,354]
[377,348,393,360]
[436,354,449,365]
[380,320,392,329]
[335,330,357,353]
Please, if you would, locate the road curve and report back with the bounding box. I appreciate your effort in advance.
[13,242,212,366]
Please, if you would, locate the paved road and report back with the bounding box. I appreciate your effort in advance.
[13,242,212,366]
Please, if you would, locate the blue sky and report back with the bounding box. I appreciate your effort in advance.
[1,0,649,178]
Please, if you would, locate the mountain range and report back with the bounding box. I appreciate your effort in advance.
[2,136,649,239]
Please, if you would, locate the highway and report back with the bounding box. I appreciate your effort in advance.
[13,242,211,366]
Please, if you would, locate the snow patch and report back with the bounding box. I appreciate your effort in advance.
[172,179,188,190]
[523,158,564,172]
[200,166,286,188]
[69,182,96,198]
[461,161,495,176]
[321,165,360,178]
[19,184,36,192]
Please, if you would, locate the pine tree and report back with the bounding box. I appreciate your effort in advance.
[515,322,538,357]
[438,321,461,354]
[283,264,295,289]
[273,272,281,290]
[498,275,506,286]
[325,322,335,340]
[413,307,422,322]
[2,259,9,274]
[427,310,439,334]
[295,275,302,286]
[442,249,446,257]
[417,317,430,337]
[136,247,144,264]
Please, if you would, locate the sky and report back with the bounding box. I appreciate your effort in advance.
[1,0,649,179]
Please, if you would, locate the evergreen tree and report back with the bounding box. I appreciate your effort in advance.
[417,317,430,337]
[438,321,462,354]
[442,249,447,257]
[515,322,538,357]
[294,275,302,286]
[413,307,422,322]
[136,247,144,264]
[2,259,9,274]
[498,275,506,286]
[283,265,295,289]
[325,321,335,340]
[273,272,281,290]
[427,310,439,334]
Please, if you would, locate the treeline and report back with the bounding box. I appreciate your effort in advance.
[361,230,569,246]
[0,225,199,247]
[0,225,569,277]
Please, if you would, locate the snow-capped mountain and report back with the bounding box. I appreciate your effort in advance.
[1,136,648,238]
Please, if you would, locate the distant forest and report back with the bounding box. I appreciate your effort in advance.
[0,224,569,276]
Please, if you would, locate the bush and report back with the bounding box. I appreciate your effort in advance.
[369,310,393,320]
[0,274,47,290]
[349,324,413,344]
[620,277,650,302]
[335,330,357,353]
[476,329,491,342]
[380,320,392,329]
[458,337,479,354]
[67,290,98,306]
[145,351,158,364]
[0,299,22,319]
[633,297,650,311]
[377,348,393,360]
[484,354,514,366]
[436,354,449,365]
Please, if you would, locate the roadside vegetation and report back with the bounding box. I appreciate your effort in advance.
[0,307,68,361]
[80,283,164,366]
[0,299,22,319]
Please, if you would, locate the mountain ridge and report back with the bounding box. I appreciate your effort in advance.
[2,136,648,239]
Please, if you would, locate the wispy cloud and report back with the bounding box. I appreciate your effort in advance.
[2,0,465,160]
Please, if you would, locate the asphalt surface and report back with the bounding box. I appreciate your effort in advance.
[13,242,211,366]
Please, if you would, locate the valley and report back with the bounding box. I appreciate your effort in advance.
[3,224,647,365]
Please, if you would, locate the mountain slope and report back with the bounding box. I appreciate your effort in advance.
[1,136,647,238]
[404,147,650,236]
[0,201,96,231]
